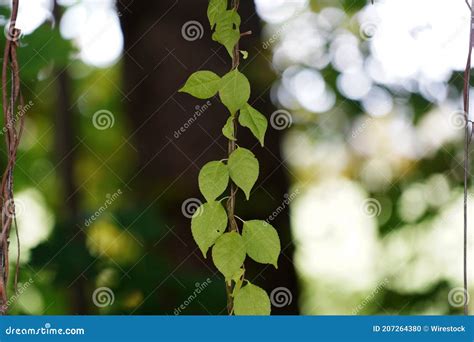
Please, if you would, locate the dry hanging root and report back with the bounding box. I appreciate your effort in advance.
[462,0,474,316]
[0,0,24,315]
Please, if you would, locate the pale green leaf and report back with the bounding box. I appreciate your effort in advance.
[207,0,227,28]
[179,71,221,99]
[234,283,271,315]
[219,69,250,115]
[228,147,259,200]
[199,161,229,202]
[239,104,268,146]
[231,268,245,296]
[240,50,249,60]
[222,116,236,140]
[242,220,280,268]
[212,10,241,57]
[212,232,246,279]
[191,201,227,257]
[231,268,245,283]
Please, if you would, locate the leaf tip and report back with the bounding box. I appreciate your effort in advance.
[200,247,208,259]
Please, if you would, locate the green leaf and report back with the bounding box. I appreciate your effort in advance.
[234,283,271,315]
[239,104,268,146]
[242,220,280,268]
[231,268,245,283]
[219,69,250,115]
[207,0,227,28]
[222,116,236,140]
[212,232,246,279]
[212,10,241,57]
[191,201,227,257]
[199,161,229,202]
[231,268,245,296]
[228,147,259,200]
[179,71,221,99]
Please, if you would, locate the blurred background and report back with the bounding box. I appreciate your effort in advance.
[1,0,473,315]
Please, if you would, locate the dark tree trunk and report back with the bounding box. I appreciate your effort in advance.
[53,2,88,315]
[118,0,299,314]
[55,70,88,314]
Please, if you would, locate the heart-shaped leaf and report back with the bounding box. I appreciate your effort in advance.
[179,71,221,99]
[239,104,268,146]
[191,201,227,257]
[207,0,227,28]
[199,161,229,202]
[242,220,280,268]
[234,283,271,315]
[219,69,250,115]
[212,232,246,279]
[227,147,259,200]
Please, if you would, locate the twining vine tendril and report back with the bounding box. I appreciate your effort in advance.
[462,0,474,316]
[223,0,243,314]
[0,0,24,315]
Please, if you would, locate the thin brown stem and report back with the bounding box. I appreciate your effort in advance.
[225,0,243,315]
[0,0,22,315]
[462,0,474,317]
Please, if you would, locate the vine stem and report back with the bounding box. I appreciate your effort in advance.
[462,0,474,316]
[0,0,23,315]
[225,0,243,315]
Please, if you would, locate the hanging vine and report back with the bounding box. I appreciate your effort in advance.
[180,0,281,315]
[462,0,474,316]
[0,0,24,315]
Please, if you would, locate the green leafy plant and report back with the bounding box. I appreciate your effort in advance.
[179,0,281,315]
